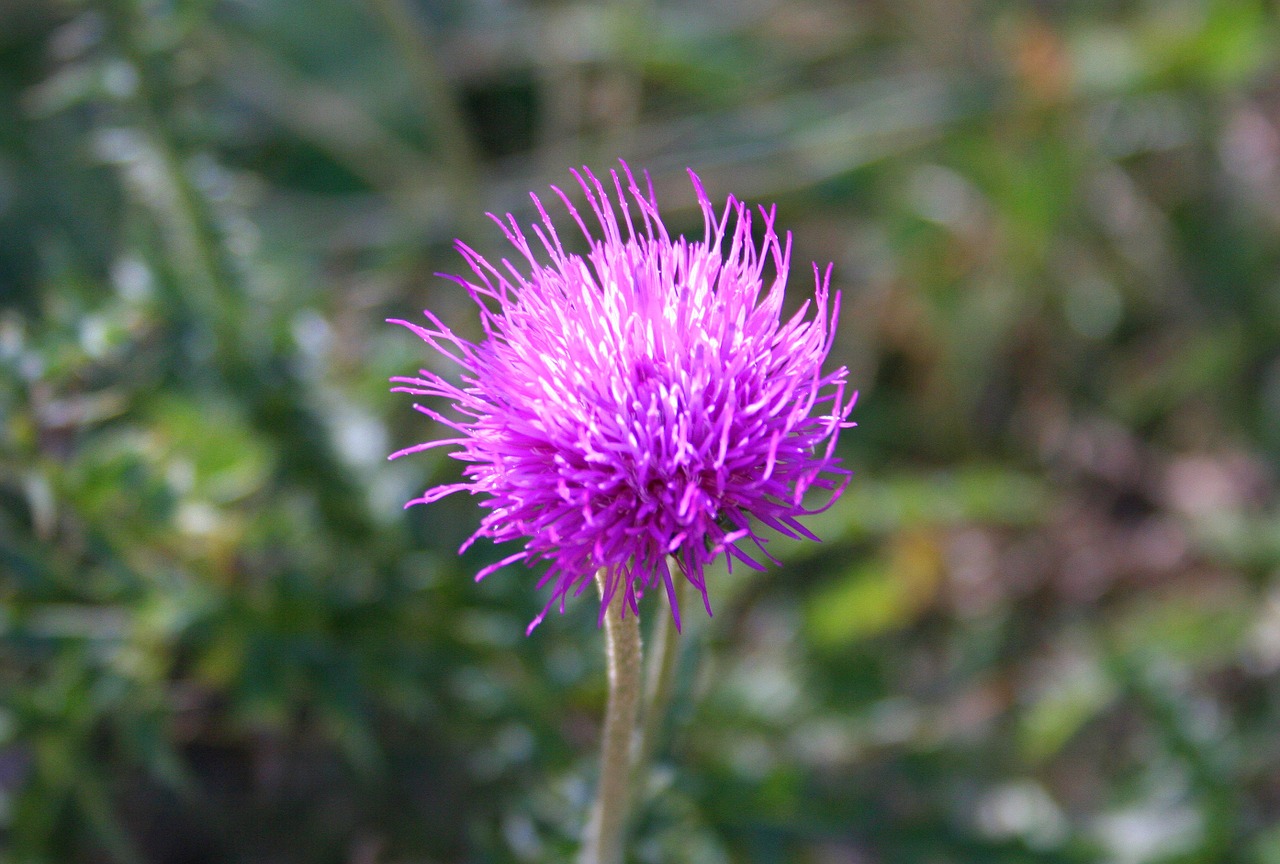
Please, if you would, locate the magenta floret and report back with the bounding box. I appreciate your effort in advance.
[390,163,857,633]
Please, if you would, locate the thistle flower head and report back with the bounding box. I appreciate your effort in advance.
[390,163,856,633]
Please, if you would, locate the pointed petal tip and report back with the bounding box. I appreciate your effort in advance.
[524,613,545,637]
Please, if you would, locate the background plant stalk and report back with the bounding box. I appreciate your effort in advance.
[635,567,686,783]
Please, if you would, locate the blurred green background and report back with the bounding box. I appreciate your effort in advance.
[3,0,1280,861]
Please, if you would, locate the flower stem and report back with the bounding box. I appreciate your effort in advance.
[580,571,643,864]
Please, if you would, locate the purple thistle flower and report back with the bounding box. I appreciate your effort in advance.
[389,163,857,634]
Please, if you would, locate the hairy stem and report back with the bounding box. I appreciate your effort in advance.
[579,571,643,864]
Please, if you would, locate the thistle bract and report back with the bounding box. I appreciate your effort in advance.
[390,164,856,633]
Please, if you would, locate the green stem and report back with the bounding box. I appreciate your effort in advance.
[579,571,643,864]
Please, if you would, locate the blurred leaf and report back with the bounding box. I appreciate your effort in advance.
[1149,0,1275,87]
[1251,822,1280,864]
[1112,325,1247,426]
[805,530,942,646]
[828,467,1048,541]
[1109,584,1252,670]
[1017,647,1118,765]
[149,393,269,503]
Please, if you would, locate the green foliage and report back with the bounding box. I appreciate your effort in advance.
[3,0,1280,862]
